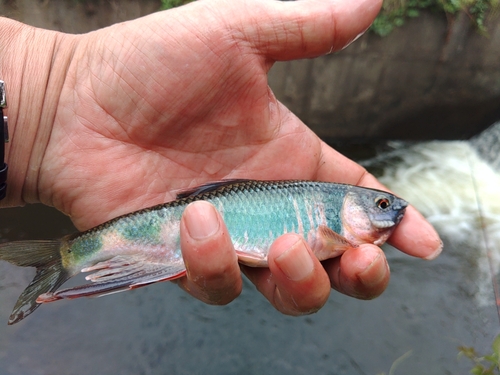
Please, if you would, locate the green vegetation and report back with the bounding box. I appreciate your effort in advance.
[459,334,500,375]
[371,0,500,36]
[160,0,193,10]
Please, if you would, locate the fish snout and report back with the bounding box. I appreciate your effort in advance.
[393,198,408,225]
[394,198,409,211]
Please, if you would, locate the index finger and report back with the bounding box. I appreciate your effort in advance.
[317,142,442,260]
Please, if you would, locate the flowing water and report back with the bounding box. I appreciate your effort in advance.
[1,124,500,374]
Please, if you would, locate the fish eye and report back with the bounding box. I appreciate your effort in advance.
[376,197,390,210]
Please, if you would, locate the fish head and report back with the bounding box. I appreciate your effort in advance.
[341,187,408,246]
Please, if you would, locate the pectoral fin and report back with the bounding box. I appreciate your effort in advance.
[309,225,358,261]
[36,255,186,302]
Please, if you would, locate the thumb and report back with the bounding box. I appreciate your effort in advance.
[231,0,383,60]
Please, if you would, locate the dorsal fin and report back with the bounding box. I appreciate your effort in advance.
[176,179,252,199]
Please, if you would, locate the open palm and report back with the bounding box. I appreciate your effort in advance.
[42,0,374,230]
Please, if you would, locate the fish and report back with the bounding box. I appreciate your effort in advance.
[0,179,407,325]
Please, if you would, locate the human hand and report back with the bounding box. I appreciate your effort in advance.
[1,0,442,314]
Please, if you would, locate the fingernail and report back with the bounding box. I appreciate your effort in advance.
[275,237,314,281]
[424,241,443,260]
[358,253,388,288]
[184,201,220,240]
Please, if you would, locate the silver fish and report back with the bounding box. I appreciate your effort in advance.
[0,179,407,324]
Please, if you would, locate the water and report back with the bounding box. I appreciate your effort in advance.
[368,132,500,309]
[1,128,500,374]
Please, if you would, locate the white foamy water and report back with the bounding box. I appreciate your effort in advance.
[363,139,500,307]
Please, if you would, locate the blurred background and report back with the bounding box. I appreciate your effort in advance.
[1,1,500,374]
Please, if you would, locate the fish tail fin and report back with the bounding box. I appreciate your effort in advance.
[0,240,70,325]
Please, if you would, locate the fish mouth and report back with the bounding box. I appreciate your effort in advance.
[395,210,406,224]
[395,198,408,223]
[372,219,396,229]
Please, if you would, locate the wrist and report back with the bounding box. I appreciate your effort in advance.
[0,17,78,207]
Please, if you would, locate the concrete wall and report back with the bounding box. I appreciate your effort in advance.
[269,11,500,141]
[1,0,499,140]
[0,0,160,33]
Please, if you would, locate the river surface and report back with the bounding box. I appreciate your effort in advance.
[1,136,499,374]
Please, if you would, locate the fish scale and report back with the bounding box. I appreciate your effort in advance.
[68,181,346,265]
[207,182,345,256]
[0,179,407,325]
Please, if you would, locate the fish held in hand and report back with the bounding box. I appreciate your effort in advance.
[0,180,407,324]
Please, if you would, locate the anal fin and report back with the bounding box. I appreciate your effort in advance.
[36,255,186,303]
